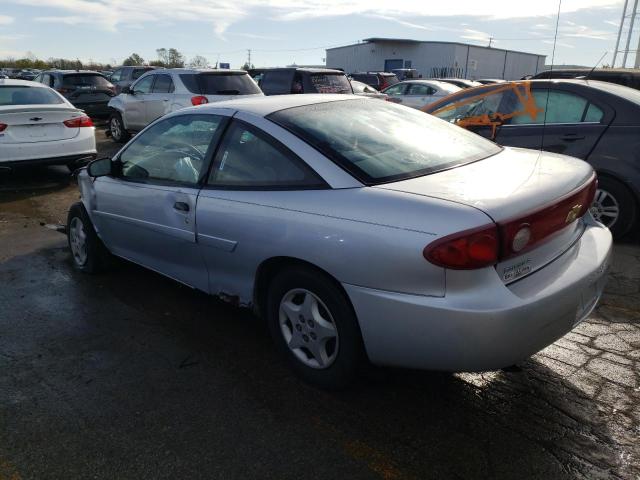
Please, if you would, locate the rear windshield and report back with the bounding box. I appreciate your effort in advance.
[180,73,261,95]
[381,74,399,86]
[351,74,377,85]
[269,99,501,184]
[0,86,64,105]
[63,74,111,87]
[309,73,352,94]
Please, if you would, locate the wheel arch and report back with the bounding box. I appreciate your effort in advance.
[252,256,356,321]
[595,169,640,210]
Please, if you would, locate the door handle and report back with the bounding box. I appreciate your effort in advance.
[163,99,169,102]
[174,201,190,212]
[562,134,585,142]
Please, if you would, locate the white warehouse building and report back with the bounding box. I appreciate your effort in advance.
[326,38,546,80]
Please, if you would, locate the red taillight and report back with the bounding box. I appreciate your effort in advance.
[423,174,597,270]
[191,96,209,106]
[0,123,7,132]
[63,116,94,128]
[498,174,597,259]
[424,225,499,270]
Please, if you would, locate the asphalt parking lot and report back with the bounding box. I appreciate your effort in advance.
[0,127,639,480]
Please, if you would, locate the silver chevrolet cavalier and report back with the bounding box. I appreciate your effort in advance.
[68,95,612,388]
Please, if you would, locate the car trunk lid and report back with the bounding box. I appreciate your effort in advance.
[0,105,83,143]
[376,147,596,283]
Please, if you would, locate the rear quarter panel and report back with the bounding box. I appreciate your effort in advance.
[195,187,494,305]
[587,124,640,199]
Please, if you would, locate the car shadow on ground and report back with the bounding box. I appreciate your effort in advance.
[0,165,73,202]
[1,242,632,479]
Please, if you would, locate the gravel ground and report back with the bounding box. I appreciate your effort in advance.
[0,128,638,479]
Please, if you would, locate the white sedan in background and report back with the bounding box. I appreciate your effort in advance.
[382,80,461,109]
[0,79,96,172]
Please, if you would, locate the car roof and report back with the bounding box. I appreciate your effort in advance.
[400,79,461,89]
[260,67,345,74]
[150,68,249,74]
[0,79,49,87]
[185,94,359,117]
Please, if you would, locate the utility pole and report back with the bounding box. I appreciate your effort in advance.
[622,0,639,67]
[488,37,493,48]
[247,49,251,68]
[612,0,629,67]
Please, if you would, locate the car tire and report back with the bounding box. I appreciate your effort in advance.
[591,176,637,239]
[109,112,130,143]
[66,202,111,273]
[266,266,365,389]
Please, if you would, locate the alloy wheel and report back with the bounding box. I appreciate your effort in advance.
[69,217,88,266]
[590,188,620,228]
[110,117,121,140]
[279,288,339,369]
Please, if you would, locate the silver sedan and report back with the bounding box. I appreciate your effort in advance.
[68,95,612,388]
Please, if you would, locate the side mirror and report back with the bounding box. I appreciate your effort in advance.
[87,157,113,177]
[121,85,132,94]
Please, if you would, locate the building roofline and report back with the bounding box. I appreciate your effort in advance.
[326,38,546,58]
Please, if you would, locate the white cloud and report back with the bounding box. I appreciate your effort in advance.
[7,0,624,37]
[0,15,14,25]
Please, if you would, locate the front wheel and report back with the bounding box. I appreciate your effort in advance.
[67,203,111,273]
[267,266,365,389]
[109,112,130,143]
[590,177,637,239]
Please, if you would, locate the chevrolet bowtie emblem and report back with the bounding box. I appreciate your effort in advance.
[29,117,43,121]
[565,204,582,224]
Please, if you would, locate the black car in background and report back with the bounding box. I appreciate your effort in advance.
[349,72,399,91]
[33,70,115,118]
[252,68,353,95]
[532,68,640,91]
[108,66,156,93]
[424,79,640,238]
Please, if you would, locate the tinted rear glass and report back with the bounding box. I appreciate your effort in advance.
[63,74,111,87]
[269,99,501,184]
[180,73,261,95]
[309,73,352,94]
[132,68,152,79]
[351,74,377,86]
[0,86,64,105]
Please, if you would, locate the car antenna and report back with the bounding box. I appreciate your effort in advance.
[541,0,562,153]
[584,51,608,80]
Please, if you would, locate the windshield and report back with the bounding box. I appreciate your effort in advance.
[309,73,352,94]
[269,99,501,184]
[180,73,261,95]
[0,86,64,105]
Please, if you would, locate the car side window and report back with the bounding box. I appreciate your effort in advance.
[261,71,294,95]
[110,69,122,82]
[132,69,148,80]
[118,114,225,185]
[132,75,154,94]
[384,84,407,96]
[34,74,43,83]
[408,84,434,96]
[510,90,602,125]
[152,74,174,93]
[207,121,326,189]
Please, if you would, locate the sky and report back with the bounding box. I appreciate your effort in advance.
[0,0,638,69]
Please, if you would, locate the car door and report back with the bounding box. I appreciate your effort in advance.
[383,83,409,105]
[196,118,328,298]
[402,83,436,109]
[144,73,174,124]
[497,87,610,158]
[91,113,229,291]
[123,74,155,130]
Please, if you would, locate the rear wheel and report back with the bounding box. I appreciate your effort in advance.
[266,266,365,389]
[67,203,111,273]
[109,112,130,143]
[590,176,636,239]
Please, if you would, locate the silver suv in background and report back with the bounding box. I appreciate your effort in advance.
[109,66,156,94]
[107,68,263,142]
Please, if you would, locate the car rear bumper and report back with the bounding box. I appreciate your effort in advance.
[0,131,96,168]
[344,221,613,371]
[0,153,96,170]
